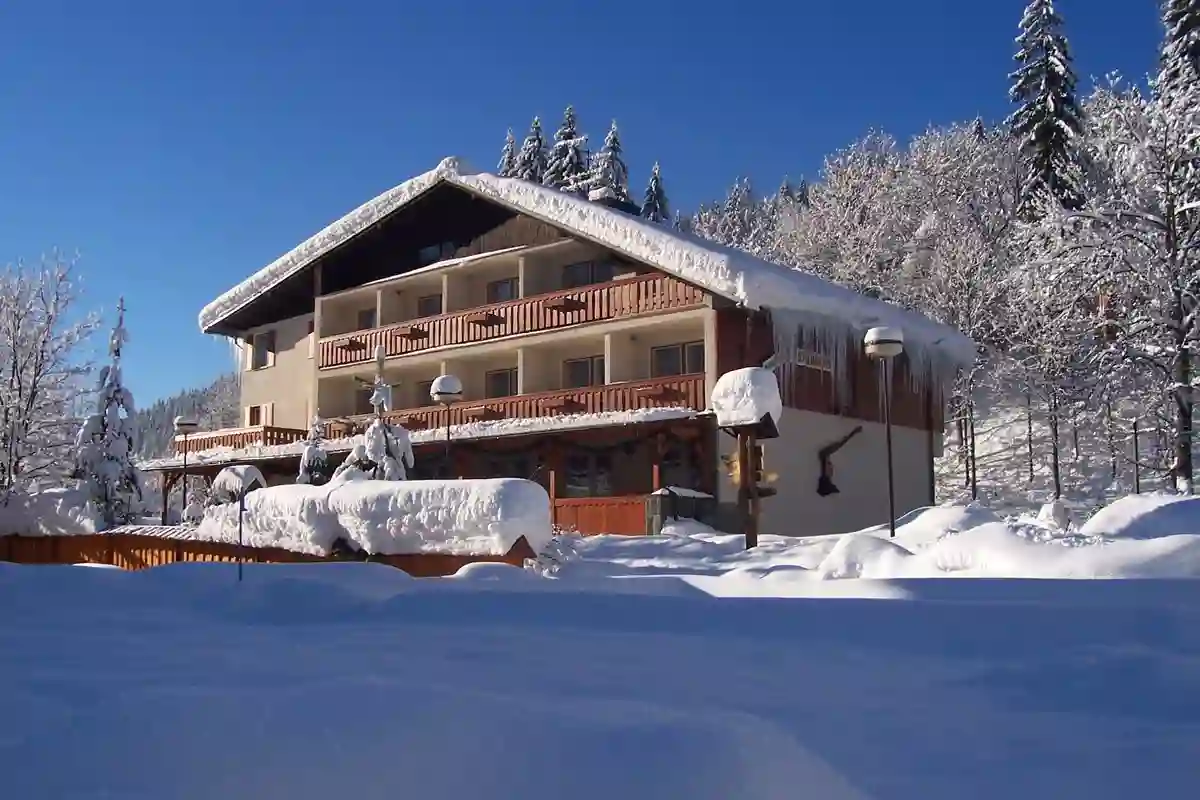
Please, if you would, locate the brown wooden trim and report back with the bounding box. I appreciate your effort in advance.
[318,272,706,369]
[0,532,534,576]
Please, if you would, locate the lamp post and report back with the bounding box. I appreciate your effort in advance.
[173,415,199,525]
[429,374,462,478]
[864,327,904,538]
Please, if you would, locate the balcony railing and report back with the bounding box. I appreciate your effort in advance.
[338,374,707,433]
[317,273,706,370]
[168,375,706,457]
[173,425,307,455]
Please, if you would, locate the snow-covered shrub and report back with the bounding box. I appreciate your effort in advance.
[332,420,415,481]
[296,416,331,485]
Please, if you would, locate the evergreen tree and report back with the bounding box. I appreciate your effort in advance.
[542,106,590,190]
[496,129,517,177]
[576,120,631,202]
[72,298,142,529]
[641,161,670,223]
[511,117,548,183]
[1160,0,1200,97]
[795,178,811,208]
[1006,0,1086,217]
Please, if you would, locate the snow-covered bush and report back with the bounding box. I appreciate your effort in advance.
[72,299,142,529]
[296,416,331,485]
[331,419,415,482]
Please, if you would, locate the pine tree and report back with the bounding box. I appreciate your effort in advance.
[72,298,142,529]
[496,129,517,177]
[641,161,670,223]
[512,117,549,183]
[542,106,590,190]
[1160,0,1200,98]
[576,120,631,202]
[296,415,331,485]
[1006,0,1086,217]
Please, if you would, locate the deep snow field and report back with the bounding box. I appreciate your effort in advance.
[3,494,1200,799]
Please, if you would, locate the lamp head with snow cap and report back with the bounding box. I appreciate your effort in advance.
[864,326,904,360]
[173,416,199,434]
[430,374,463,406]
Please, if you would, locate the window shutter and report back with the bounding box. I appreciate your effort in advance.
[265,330,277,368]
[265,402,275,426]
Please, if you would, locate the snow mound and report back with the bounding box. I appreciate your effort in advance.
[709,367,783,429]
[1079,493,1200,539]
[817,533,913,579]
[195,478,551,556]
[211,465,267,502]
[0,487,100,536]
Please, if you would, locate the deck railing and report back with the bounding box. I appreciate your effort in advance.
[317,273,705,369]
[336,374,707,433]
[172,425,306,455]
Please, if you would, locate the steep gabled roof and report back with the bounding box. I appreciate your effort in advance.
[199,157,976,371]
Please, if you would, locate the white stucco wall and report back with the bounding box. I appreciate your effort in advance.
[716,407,938,537]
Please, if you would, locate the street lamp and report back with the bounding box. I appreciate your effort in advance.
[864,327,904,538]
[173,415,199,524]
[429,374,462,478]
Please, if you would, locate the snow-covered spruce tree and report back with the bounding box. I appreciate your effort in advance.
[542,106,589,191]
[512,117,549,183]
[0,257,98,498]
[574,120,631,203]
[72,298,142,528]
[641,161,670,223]
[1007,0,1086,218]
[1159,0,1200,97]
[296,415,331,485]
[331,371,414,481]
[496,129,517,178]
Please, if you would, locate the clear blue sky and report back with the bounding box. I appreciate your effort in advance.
[0,0,1162,406]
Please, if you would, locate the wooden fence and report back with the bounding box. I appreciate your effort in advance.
[553,496,648,536]
[0,531,535,577]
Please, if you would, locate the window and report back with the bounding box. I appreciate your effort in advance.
[650,341,705,378]
[418,241,456,265]
[484,453,533,480]
[563,453,613,497]
[797,350,832,372]
[661,445,701,491]
[563,355,605,389]
[356,307,377,331]
[247,405,262,426]
[486,277,519,304]
[249,330,275,370]
[354,387,374,415]
[561,260,615,290]
[485,368,518,399]
[415,380,435,406]
[417,294,443,318]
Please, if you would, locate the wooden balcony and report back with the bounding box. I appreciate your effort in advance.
[339,374,707,434]
[317,273,706,370]
[173,425,307,455]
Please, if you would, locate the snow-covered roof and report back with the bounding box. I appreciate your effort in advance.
[138,407,702,472]
[198,157,975,368]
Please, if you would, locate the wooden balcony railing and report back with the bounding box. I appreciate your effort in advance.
[317,273,706,370]
[336,374,707,434]
[173,425,307,455]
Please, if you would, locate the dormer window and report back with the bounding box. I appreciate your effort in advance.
[418,241,457,266]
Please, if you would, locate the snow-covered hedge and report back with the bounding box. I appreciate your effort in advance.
[195,477,552,556]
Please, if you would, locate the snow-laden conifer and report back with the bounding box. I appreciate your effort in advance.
[1006,0,1086,216]
[511,117,548,183]
[641,161,670,223]
[542,106,589,191]
[496,129,517,178]
[72,298,142,528]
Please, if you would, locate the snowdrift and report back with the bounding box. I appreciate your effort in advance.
[196,477,552,556]
[0,487,100,536]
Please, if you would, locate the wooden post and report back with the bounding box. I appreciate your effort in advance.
[747,431,760,549]
[651,432,665,491]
